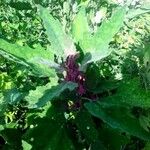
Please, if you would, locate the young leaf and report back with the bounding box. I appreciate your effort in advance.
[72,6,90,43]
[80,7,126,66]
[0,39,56,77]
[38,5,76,58]
[85,102,150,140]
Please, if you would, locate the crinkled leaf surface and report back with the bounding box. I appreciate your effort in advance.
[85,102,150,140]
[0,39,56,77]
[38,5,76,58]
[101,78,150,108]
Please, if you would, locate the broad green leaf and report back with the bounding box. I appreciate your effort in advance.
[72,6,90,42]
[102,78,150,108]
[24,118,75,150]
[27,82,77,108]
[85,64,100,90]
[75,110,98,143]
[0,39,57,77]
[127,2,150,19]
[141,3,150,10]
[99,126,129,150]
[38,5,76,58]
[0,128,22,149]
[24,105,75,150]
[91,80,119,94]
[127,8,150,19]
[93,8,125,52]
[80,7,126,65]
[85,102,150,140]
[25,79,58,109]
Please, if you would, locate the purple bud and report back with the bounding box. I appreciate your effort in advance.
[64,54,86,95]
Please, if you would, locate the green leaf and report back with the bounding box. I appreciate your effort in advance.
[22,140,32,150]
[90,140,107,150]
[24,105,75,150]
[0,125,4,131]
[72,6,90,43]
[24,118,75,150]
[0,89,24,117]
[27,82,77,108]
[102,78,150,108]
[85,102,150,140]
[3,88,23,105]
[25,79,58,109]
[0,39,57,77]
[144,142,150,150]
[99,126,129,150]
[0,128,22,149]
[0,93,7,117]
[8,1,32,10]
[80,7,126,65]
[126,6,150,19]
[38,5,76,58]
[75,110,98,143]
[139,115,150,132]
[85,64,100,90]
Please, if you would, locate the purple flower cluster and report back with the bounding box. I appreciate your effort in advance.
[65,55,86,95]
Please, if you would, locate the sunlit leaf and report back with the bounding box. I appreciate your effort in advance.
[0,39,56,77]
[80,7,126,67]
[26,81,77,108]
[38,5,76,58]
